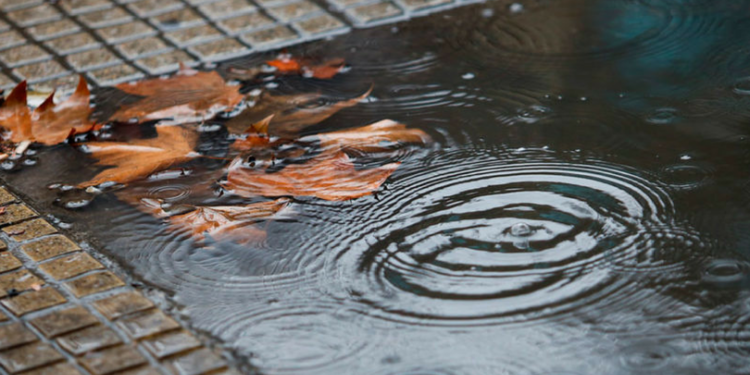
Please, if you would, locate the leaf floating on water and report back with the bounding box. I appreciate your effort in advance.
[307,119,433,153]
[231,115,276,151]
[267,53,346,79]
[223,151,399,201]
[78,126,199,187]
[110,64,244,124]
[0,76,95,145]
[225,88,372,137]
[168,198,292,244]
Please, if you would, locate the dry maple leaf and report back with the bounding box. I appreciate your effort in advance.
[223,151,399,201]
[168,198,291,244]
[79,126,199,187]
[225,88,371,137]
[110,64,243,124]
[304,119,432,153]
[0,76,95,145]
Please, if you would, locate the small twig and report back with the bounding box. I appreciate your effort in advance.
[14,141,31,156]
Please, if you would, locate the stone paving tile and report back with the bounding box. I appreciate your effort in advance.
[0,186,239,374]
[96,21,157,44]
[45,33,101,55]
[13,60,69,83]
[164,23,223,47]
[26,19,81,40]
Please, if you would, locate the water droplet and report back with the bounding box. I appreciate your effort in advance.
[680,154,692,161]
[481,8,494,17]
[702,259,748,285]
[580,97,588,101]
[462,73,475,80]
[647,108,678,124]
[22,158,36,166]
[510,222,533,237]
[509,3,524,13]
[64,199,91,209]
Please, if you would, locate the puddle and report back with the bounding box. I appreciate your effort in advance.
[4,0,750,374]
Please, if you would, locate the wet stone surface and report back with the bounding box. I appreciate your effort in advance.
[0,187,238,374]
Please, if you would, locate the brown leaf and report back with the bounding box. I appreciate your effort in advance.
[225,88,371,137]
[79,126,199,187]
[0,76,95,145]
[168,198,291,244]
[110,65,244,124]
[305,119,432,153]
[267,54,346,79]
[223,150,399,201]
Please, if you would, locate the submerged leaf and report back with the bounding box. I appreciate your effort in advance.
[168,198,291,244]
[305,119,432,153]
[0,76,95,145]
[225,88,371,137]
[110,65,243,124]
[223,151,399,201]
[79,126,199,187]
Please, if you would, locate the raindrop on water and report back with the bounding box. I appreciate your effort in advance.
[733,77,750,95]
[462,73,475,80]
[509,3,524,13]
[481,8,494,17]
[510,222,533,237]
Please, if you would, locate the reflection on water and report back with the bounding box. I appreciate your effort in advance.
[5,0,750,374]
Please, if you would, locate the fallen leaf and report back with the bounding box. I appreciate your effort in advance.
[225,88,371,137]
[168,198,291,244]
[305,119,432,153]
[231,115,276,151]
[223,150,399,201]
[267,54,346,79]
[79,126,199,187]
[110,64,244,124]
[0,76,95,145]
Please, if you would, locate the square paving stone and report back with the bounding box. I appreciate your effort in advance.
[30,74,81,93]
[0,342,65,373]
[22,235,81,262]
[0,204,36,226]
[165,348,227,375]
[164,24,223,47]
[268,0,322,22]
[218,12,275,35]
[6,4,61,26]
[0,19,7,31]
[92,291,155,321]
[0,74,18,89]
[87,63,143,85]
[142,330,201,358]
[0,269,45,299]
[0,30,25,50]
[127,0,183,17]
[347,2,403,24]
[26,19,81,41]
[327,0,368,8]
[79,345,147,374]
[0,252,22,273]
[46,33,101,55]
[96,21,157,44]
[115,366,161,375]
[401,0,453,11]
[295,13,346,35]
[65,271,125,297]
[0,45,50,67]
[0,310,6,322]
[0,0,43,11]
[22,362,85,375]
[0,322,38,351]
[30,306,99,338]
[135,50,196,74]
[117,309,180,339]
[14,60,69,82]
[116,36,170,59]
[79,7,133,28]
[0,287,66,316]
[190,37,249,61]
[199,0,256,20]
[2,218,57,242]
[67,49,121,71]
[58,324,123,355]
[151,8,204,30]
[0,187,16,205]
[240,25,298,47]
[40,252,104,280]
[61,0,113,15]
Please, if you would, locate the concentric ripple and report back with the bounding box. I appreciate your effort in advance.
[320,150,699,325]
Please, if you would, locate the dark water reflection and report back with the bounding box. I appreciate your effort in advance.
[5,0,750,374]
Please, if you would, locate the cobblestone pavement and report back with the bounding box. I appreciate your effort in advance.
[0,0,480,91]
[0,186,241,375]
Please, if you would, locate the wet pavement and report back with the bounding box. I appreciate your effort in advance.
[0,186,240,374]
[0,0,478,90]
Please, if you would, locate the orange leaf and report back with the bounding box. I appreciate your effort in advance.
[168,198,291,244]
[231,115,275,151]
[266,57,301,73]
[0,76,94,145]
[267,54,345,79]
[225,88,371,137]
[79,126,199,187]
[110,66,243,124]
[306,119,432,153]
[223,151,399,201]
